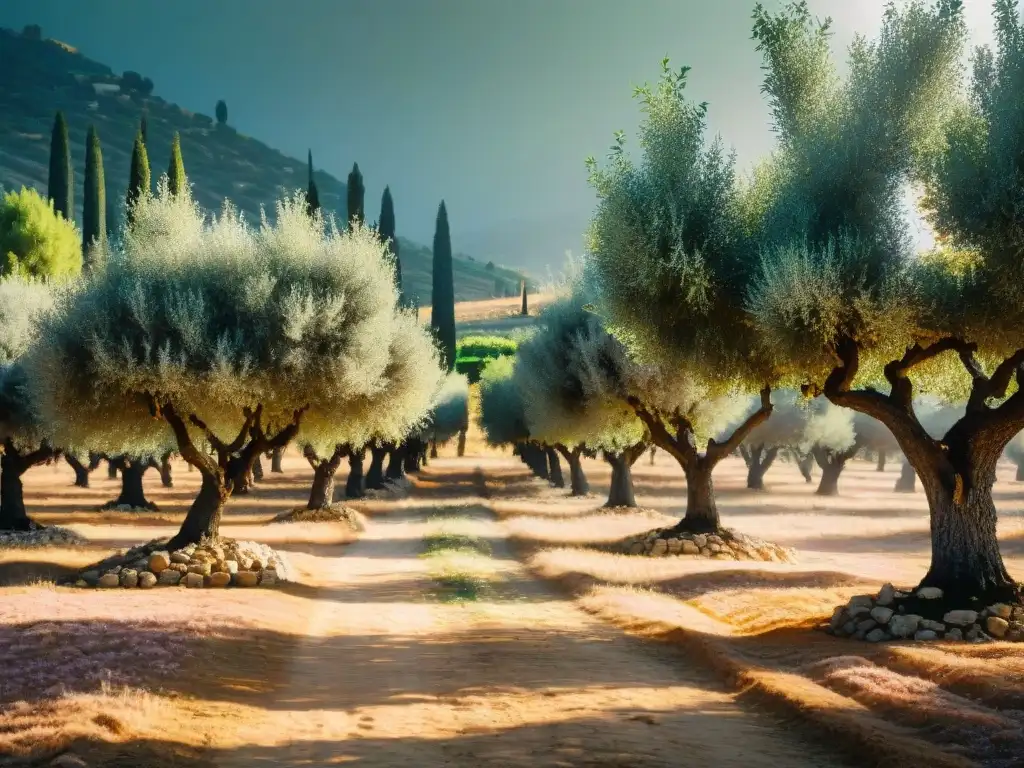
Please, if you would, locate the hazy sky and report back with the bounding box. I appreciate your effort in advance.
[1,1,1000,268]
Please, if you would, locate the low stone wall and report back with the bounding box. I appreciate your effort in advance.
[615,528,796,563]
[0,524,87,548]
[64,538,290,589]
[826,584,1023,642]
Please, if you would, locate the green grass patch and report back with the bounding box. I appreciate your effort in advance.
[421,517,494,603]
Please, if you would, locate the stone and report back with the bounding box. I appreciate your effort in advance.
[841,621,857,635]
[629,541,645,555]
[888,614,921,639]
[870,606,894,624]
[986,616,1009,638]
[946,628,963,641]
[259,569,277,587]
[138,571,157,589]
[666,538,682,554]
[249,558,264,571]
[233,570,259,587]
[207,572,231,588]
[943,610,979,626]
[691,534,707,549]
[919,619,945,632]
[828,607,847,632]
[706,535,724,546]
[707,543,723,554]
[97,573,120,588]
[169,562,188,574]
[187,562,212,576]
[119,569,138,588]
[847,595,874,617]
[914,630,938,641]
[650,539,668,555]
[147,552,170,573]
[81,570,100,586]
[74,579,88,588]
[876,584,896,606]
[50,754,89,768]
[856,618,877,633]
[916,586,943,599]
[184,572,204,588]
[157,569,182,586]
[170,552,191,564]
[865,628,888,643]
[223,559,239,574]
[966,625,985,642]
[989,603,1012,620]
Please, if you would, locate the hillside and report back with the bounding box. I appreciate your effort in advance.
[0,25,529,304]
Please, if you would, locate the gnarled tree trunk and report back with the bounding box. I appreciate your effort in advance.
[876,452,887,472]
[271,447,284,473]
[346,449,365,498]
[796,452,814,483]
[457,429,466,457]
[307,447,345,508]
[1,442,59,531]
[66,454,92,488]
[631,388,773,534]
[603,443,645,508]
[546,447,564,489]
[555,445,589,496]
[403,438,422,473]
[812,444,858,497]
[386,443,407,480]
[366,445,389,489]
[107,456,119,479]
[159,452,174,487]
[430,440,438,459]
[252,456,264,482]
[104,457,158,510]
[744,444,779,490]
[895,459,916,493]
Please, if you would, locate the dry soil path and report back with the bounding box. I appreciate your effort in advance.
[215,457,851,767]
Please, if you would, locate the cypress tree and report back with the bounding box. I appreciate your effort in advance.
[520,279,529,315]
[125,130,150,226]
[167,132,186,197]
[305,150,320,217]
[140,114,148,147]
[430,201,456,371]
[47,111,73,221]
[378,186,402,301]
[346,162,364,227]
[82,124,106,265]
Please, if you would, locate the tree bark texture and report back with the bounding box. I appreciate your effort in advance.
[104,457,158,510]
[66,454,91,488]
[0,449,31,531]
[546,447,564,488]
[812,444,857,497]
[252,456,264,482]
[603,444,645,508]
[159,452,174,487]
[367,445,389,489]
[271,447,284,473]
[346,449,365,498]
[307,449,344,509]
[386,444,407,480]
[556,446,589,496]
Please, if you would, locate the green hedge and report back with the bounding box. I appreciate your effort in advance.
[456,335,517,359]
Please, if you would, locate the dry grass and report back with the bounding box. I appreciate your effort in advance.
[488,450,1024,768]
[420,293,556,325]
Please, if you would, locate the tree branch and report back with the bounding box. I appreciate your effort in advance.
[628,397,692,467]
[707,386,772,462]
[884,337,969,410]
[162,403,218,475]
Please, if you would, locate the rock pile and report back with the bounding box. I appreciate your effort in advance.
[615,528,796,563]
[64,537,291,589]
[271,505,365,530]
[0,524,87,548]
[826,583,1024,642]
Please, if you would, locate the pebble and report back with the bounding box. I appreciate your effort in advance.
[138,571,157,588]
[870,606,894,624]
[943,610,979,626]
[207,572,231,588]
[184,573,204,588]
[97,573,120,588]
[916,587,944,599]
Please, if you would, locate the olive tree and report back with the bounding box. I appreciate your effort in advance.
[299,310,443,509]
[427,372,470,453]
[802,398,858,497]
[29,185,421,550]
[853,411,899,472]
[733,390,808,489]
[514,292,647,502]
[0,278,62,530]
[586,59,777,534]
[745,1,1024,603]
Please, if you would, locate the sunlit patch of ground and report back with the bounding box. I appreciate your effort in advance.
[491,451,1024,767]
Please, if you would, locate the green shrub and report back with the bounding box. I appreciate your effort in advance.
[454,356,485,383]
[456,335,517,359]
[0,187,81,279]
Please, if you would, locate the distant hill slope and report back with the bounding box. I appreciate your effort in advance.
[0,26,529,304]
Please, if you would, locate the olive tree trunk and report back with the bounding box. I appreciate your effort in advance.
[743,444,779,490]
[308,448,344,508]
[895,459,916,493]
[252,456,264,482]
[555,445,589,496]
[403,438,422,473]
[159,452,174,488]
[603,444,645,508]
[386,443,407,480]
[1016,460,1024,482]
[104,457,158,510]
[429,440,438,459]
[457,429,466,457]
[876,452,887,472]
[796,452,814,483]
[271,447,284,473]
[631,388,773,534]
[546,447,564,489]
[0,442,58,530]
[346,449,365,498]
[366,445,389,489]
[65,454,92,488]
[107,456,119,479]
[812,444,858,497]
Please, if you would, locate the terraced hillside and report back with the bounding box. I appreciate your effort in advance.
[0,26,530,304]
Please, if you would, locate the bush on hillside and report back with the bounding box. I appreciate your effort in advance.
[0,187,81,279]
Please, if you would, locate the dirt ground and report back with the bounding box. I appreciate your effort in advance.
[2,446,1023,766]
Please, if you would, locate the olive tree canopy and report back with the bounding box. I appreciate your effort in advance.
[477,356,528,449]
[29,184,439,548]
[428,372,470,445]
[745,0,1024,603]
